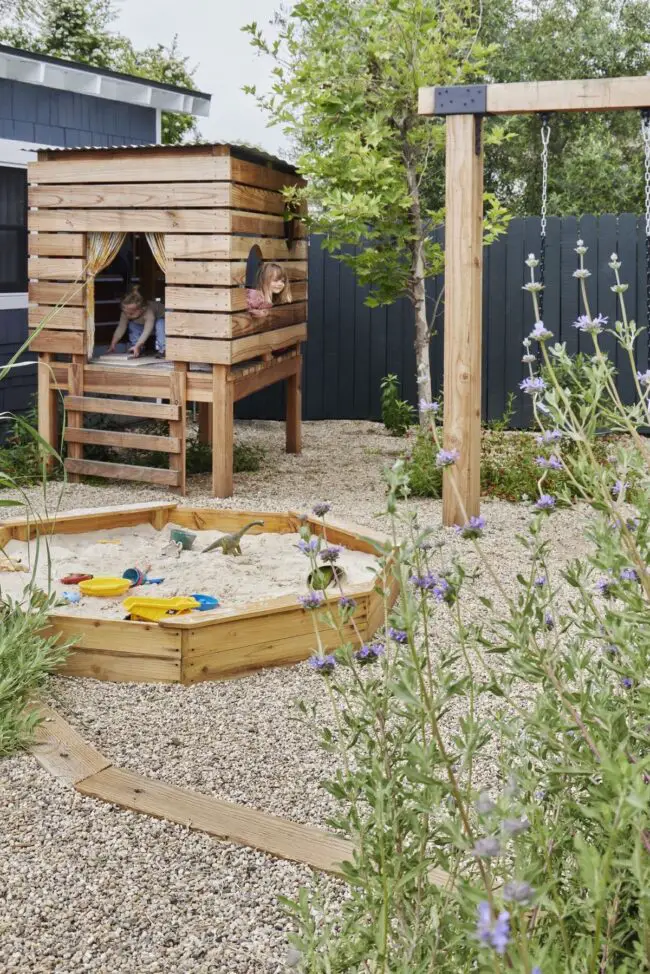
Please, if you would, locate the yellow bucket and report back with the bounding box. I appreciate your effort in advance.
[123,596,200,623]
[78,576,132,598]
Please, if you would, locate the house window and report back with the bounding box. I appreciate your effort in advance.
[0,166,27,293]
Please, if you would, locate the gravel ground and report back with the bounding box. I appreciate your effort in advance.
[1,420,596,973]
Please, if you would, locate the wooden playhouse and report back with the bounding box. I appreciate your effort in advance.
[28,143,307,496]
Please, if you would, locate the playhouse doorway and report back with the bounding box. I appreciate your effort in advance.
[94,233,165,355]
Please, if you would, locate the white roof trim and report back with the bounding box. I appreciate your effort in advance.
[0,49,211,118]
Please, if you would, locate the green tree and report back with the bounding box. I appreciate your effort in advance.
[0,0,198,144]
[482,0,650,217]
[244,0,509,417]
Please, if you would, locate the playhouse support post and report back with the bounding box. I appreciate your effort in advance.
[285,353,302,454]
[38,352,58,470]
[66,355,85,484]
[198,402,212,444]
[212,364,233,498]
[442,114,484,527]
[169,363,187,496]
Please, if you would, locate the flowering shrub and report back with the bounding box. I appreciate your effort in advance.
[285,244,650,972]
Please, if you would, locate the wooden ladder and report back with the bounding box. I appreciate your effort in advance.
[63,360,187,494]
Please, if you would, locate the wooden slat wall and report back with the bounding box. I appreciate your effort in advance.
[27,146,308,364]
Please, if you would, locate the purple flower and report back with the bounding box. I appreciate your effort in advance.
[298,592,325,610]
[544,612,554,630]
[626,517,640,532]
[435,448,460,468]
[529,320,553,341]
[612,479,629,497]
[475,792,495,815]
[535,454,562,471]
[536,429,562,445]
[637,369,650,386]
[604,644,619,656]
[307,654,336,674]
[387,627,408,644]
[312,502,332,518]
[355,642,385,665]
[621,677,633,689]
[410,573,452,603]
[534,576,547,588]
[620,567,639,582]
[502,816,530,836]
[417,540,433,552]
[472,836,502,858]
[338,596,357,612]
[456,515,486,538]
[419,398,440,413]
[596,577,614,598]
[298,538,319,555]
[476,902,510,955]
[319,545,342,564]
[520,376,546,395]
[535,494,556,511]
[573,313,608,334]
[503,880,535,904]
[532,968,542,974]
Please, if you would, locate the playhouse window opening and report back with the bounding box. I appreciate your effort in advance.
[95,233,165,356]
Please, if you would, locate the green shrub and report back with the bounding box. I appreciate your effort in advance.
[380,374,415,436]
[405,425,610,502]
[0,589,72,756]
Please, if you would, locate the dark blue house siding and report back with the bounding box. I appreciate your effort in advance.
[0,78,157,146]
[1,79,157,428]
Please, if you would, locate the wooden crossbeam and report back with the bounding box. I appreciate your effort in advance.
[419,75,650,117]
[65,458,181,487]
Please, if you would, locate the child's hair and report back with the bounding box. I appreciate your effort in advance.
[121,285,147,312]
[255,262,292,305]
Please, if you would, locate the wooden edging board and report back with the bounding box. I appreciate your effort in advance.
[29,704,452,889]
[1,502,398,685]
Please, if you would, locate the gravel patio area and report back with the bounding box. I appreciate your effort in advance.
[1,420,595,973]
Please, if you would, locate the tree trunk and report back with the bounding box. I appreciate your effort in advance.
[404,153,432,424]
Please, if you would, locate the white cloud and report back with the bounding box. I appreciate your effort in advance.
[114,0,292,154]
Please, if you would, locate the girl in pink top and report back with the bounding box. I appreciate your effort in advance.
[246,262,292,317]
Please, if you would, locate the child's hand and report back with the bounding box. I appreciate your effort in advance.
[107,343,116,354]
[249,308,269,318]
[131,343,143,358]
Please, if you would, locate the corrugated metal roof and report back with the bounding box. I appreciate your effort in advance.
[36,142,300,174]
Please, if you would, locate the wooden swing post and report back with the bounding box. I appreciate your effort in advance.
[419,75,650,526]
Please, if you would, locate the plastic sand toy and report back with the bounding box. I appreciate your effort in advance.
[79,576,132,597]
[60,573,94,585]
[190,594,220,611]
[122,595,200,623]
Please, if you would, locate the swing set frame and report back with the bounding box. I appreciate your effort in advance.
[419,76,650,526]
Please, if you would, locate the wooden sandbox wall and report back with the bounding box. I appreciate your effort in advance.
[27,144,308,496]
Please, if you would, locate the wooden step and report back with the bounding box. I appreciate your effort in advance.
[64,395,180,421]
[65,458,180,486]
[65,427,181,454]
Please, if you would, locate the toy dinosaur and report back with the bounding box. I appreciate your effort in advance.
[202,520,264,556]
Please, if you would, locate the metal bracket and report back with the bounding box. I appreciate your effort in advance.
[433,84,487,116]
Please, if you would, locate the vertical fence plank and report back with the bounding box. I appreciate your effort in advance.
[305,233,325,420]
[616,214,638,404]
[560,216,580,359]
[596,214,619,376]
[369,304,388,421]
[636,218,649,375]
[338,246,356,419]
[353,256,372,419]
[504,218,526,425]
[486,232,507,423]
[322,240,341,420]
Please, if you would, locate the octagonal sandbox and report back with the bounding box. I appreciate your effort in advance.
[0,502,396,684]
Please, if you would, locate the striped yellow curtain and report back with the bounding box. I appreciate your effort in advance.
[145,233,167,274]
[85,231,127,359]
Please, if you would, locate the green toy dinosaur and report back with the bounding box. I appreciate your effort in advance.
[202,520,264,556]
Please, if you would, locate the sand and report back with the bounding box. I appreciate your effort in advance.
[1,522,377,619]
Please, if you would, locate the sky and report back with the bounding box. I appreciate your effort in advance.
[114,0,292,154]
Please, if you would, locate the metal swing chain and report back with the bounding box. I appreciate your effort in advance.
[642,109,650,326]
[539,113,551,322]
